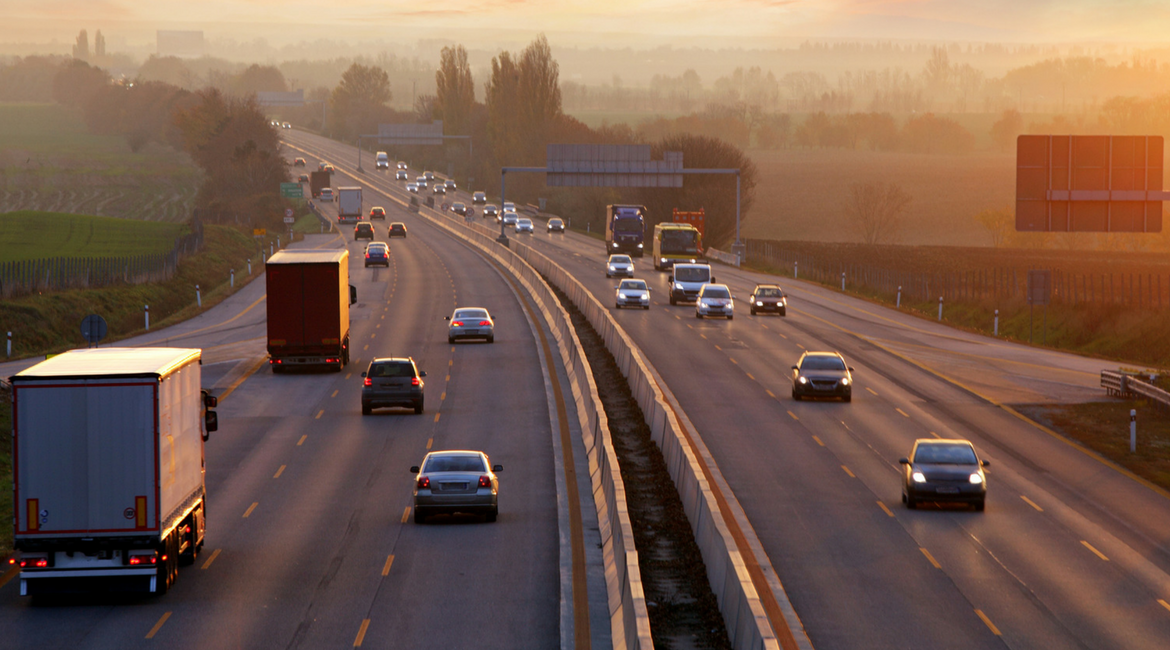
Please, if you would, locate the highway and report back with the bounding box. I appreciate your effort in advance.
[283,128,1170,649]
[0,171,598,648]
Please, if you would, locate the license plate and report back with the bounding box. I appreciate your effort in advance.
[443,483,467,491]
[936,487,960,494]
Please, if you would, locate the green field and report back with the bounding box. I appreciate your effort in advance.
[0,211,185,262]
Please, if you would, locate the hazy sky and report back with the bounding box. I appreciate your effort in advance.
[9,0,1170,48]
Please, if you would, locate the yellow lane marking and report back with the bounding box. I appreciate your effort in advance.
[200,548,221,570]
[714,344,722,350]
[243,502,258,518]
[165,293,266,340]
[382,555,395,576]
[796,343,805,349]
[766,390,777,398]
[376,323,381,328]
[866,387,878,396]
[812,435,825,447]
[896,408,910,418]
[778,332,788,339]
[401,507,411,524]
[217,356,268,403]
[449,360,454,366]
[370,333,376,339]
[1159,598,1170,613]
[346,373,352,380]
[877,501,894,517]
[381,315,385,319]
[363,344,369,351]
[841,465,856,478]
[920,547,941,569]
[145,612,172,639]
[1082,540,1110,561]
[353,619,371,647]
[746,373,755,380]
[975,609,1002,636]
[687,324,693,329]
[700,334,707,339]
[450,346,455,352]
[760,324,768,329]
[868,334,1097,378]
[434,413,441,423]
[273,465,286,479]
[930,431,942,438]
[315,410,324,419]
[297,435,307,446]
[331,389,338,398]
[1021,495,1044,512]
[440,391,446,401]
[426,437,433,450]
[446,374,451,381]
[729,358,738,365]
[787,410,799,421]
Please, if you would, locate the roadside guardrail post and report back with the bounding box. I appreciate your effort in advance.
[277,236,281,250]
[994,309,999,336]
[896,285,901,307]
[248,258,252,275]
[938,296,944,321]
[841,271,846,291]
[1131,409,1137,452]
[196,285,201,308]
[231,269,235,288]
[270,242,274,256]
[794,260,799,279]
[6,331,10,357]
[145,305,149,331]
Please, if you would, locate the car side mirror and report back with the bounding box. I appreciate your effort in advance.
[349,285,357,305]
[420,371,427,377]
[203,411,218,438]
[848,367,855,372]
[410,466,420,473]
[492,464,503,472]
[667,275,673,282]
[614,286,620,290]
[791,365,799,370]
[898,458,909,465]
[360,372,367,378]
[203,392,217,408]
[711,276,717,282]
[444,316,451,321]
[982,460,990,468]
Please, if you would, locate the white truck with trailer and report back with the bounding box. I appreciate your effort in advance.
[337,186,363,223]
[9,348,218,596]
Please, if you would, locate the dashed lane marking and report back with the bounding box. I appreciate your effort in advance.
[841,465,856,478]
[896,408,910,418]
[242,502,258,518]
[1021,495,1044,512]
[145,612,172,639]
[297,435,307,446]
[920,547,941,569]
[353,619,371,647]
[877,502,894,517]
[382,555,395,576]
[200,549,221,570]
[273,465,286,479]
[1081,540,1110,561]
[975,610,1002,636]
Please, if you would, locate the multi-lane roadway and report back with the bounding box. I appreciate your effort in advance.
[283,128,1170,649]
[0,179,602,648]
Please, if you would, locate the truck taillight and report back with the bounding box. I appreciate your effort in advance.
[417,476,430,489]
[19,558,49,568]
[478,476,492,488]
[128,553,158,566]
[364,377,372,387]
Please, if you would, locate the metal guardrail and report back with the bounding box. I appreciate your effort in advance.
[706,247,742,268]
[1102,370,1170,410]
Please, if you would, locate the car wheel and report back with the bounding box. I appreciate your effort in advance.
[448,337,455,344]
[669,296,677,305]
[643,305,649,310]
[974,499,985,512]
[792,391,801,401]
[485,507,498,523]
[728,315,734,320]
[487,335,494,344]
[780,308,787,317]
[414,401,424,415]
[751,308,756,315]
[843,394,852,403]
[615,303,621,309]
[906,493,917,509]
[362,403,371,415]
[414,508,427,524]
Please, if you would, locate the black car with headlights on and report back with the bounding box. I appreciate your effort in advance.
[361,357,426,415]
[791,351,853,401]
[900,439,989,511]
[750,284,787,316]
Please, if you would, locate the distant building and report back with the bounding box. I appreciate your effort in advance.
[156,31,204,58]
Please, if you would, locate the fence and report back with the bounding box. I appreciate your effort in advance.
[0,221,204,299]
[746,239,1170,309]
[1102,370,1170,411]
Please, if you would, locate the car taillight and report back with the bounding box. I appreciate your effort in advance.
[365,254,370,258]
[410,377,421,386]
[478,320,492,326]
[478,476,492,488]
[417,476,430,489]
[451,321,464,327]
[364,377,372,387]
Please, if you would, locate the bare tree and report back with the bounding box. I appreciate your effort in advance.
[435,45,474,135]
[845,182,911,245]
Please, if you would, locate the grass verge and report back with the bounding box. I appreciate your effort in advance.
[1017,401,1170,492]
[0,210,186,262]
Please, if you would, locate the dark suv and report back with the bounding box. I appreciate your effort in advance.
[354,222,374,241]
[791,351,853,402]
[361,358,426,415]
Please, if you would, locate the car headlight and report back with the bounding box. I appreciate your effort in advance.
[797,376,808,384]
[756,301,764,306]
[969,473,983,484]
[661,258,667,263]
[608,266,617,271]
[674,283,684,290]
[637,243,643,248]
[619,293,630,299]
[912,471,927,483]
[840,377,850,386]
[612,243,619,247]
[640,294,649,301]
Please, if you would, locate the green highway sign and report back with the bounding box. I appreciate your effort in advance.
[280,182,303,199]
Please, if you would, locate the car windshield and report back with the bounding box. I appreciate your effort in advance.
[801,356,846,371]
[619,280,647,290]
[610,255,631,264]
[454,309,488,320]
[755,287,783,297]
[703,287,730,299]
[914,444,978,465]
[424,455,487,473]
[661,229,700,254]
[369,362,413,378]
[368,245,386,253]
[674,267,710,282]
[550,219,562,225]
[519,219,531,226]
[614,219,642,233]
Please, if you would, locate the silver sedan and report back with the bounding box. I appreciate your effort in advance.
[605,254,634,278]
[695,283,735,319]
[446,307,495,344]
[411,450,502,523]
[615,279,651,309]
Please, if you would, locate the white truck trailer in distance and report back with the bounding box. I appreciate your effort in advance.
[337,186,363,223]
[9,348,219,596]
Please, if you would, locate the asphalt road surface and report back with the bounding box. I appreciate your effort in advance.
[282,128,1170,650]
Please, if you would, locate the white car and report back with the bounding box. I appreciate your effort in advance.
[514,218,533,233]
[503,201,516,213]
[615,279,651,310]
[502,211,518,227]
[605,254,634,278]
[473,192,487,205]
[395,170,408,180]
[696,283,735,319]
[406,183,419,193]
[416,176,428,189]
[281,122,291,129]
[483,205,499,219]
[424,171,435,181]
[318,187,334,202]
[444,179,457,191]
[397,161,408,170]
